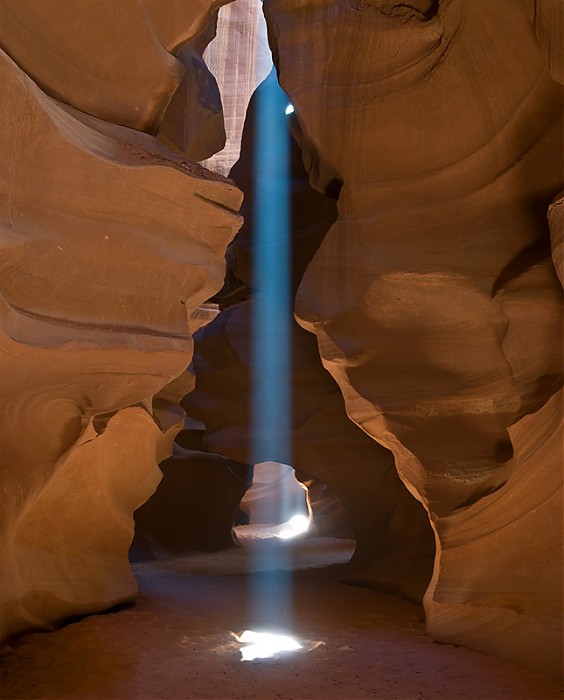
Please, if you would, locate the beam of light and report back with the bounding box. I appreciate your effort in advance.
[277,514,310,540]
[235,630,302,661]
[243,462,309,527]
[251,67,292,472]
[250,67,294,628]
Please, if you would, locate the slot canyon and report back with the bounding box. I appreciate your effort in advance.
[0,1,562,698]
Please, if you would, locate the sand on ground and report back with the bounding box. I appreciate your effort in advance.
[1,529,561,700]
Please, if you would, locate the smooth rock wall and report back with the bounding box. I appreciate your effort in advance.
[0,0,228,134]
[187,301,435,601]
[200,0,273,175]
[0,3,242,642]
[186,73,435,601]
[264,0,563,677]
[426,389,563,678]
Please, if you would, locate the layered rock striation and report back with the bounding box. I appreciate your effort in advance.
[264,0,563,677]
[186,72,435,601]
[1,0,562,680]
[0,3,242,642]
[200,0,273,175]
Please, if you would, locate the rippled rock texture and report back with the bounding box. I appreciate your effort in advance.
[1,0,562,681]
[264,0,563,677]
[186,72,435,602]
[201,0,273,175]
[0,2,242,642]
[187,300,435,600]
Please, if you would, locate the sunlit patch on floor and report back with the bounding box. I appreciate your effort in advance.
[276,514,310,540]
[233,630,302,661]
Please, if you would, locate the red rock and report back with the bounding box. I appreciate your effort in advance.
[265,0,563,676]
[0,32,242,640]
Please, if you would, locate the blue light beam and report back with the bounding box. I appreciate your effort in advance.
[251,69,292,486]
[249,68,295,630]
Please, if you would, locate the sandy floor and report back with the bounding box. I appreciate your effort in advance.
[1,530,561,700]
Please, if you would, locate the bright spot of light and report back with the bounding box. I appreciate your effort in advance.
[285,103,294,115]
[236,630,302,661]
[277,514,310,540]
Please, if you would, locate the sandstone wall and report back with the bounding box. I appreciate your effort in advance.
[185,72,435,602]
[1,0,562,680]
[0,2,242,642]
[264,0,563,677]
[201,0,273,175]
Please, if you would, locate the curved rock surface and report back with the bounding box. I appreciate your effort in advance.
[426,388,563,678]
[2,0,562,682]
[200,0,273,175]
[183,69,435,600]
[0,29,242,642]
[187,299,434,602]
[522,0,564,85]
[265,0,563,676]
[132,445,251,558]
[155,9,227,162]
[549,192,564,286]
[0,0,229,134]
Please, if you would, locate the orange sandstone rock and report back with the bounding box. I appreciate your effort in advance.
[0,45,242,641]
[187,300,435,602]
[265,0,563,676]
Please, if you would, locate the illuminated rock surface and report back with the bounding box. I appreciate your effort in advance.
[200,0,273,175]
[155,9,227,162]
[265,0,563,677]
[187,300,435,601]
[426,389,564,678]
[1,0,562,689]
[186,73,435,602]
[0,2,242,641]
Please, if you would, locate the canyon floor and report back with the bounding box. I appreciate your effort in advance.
[1,529,560,700]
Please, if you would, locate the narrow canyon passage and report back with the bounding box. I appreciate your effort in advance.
[1,1,562,696]
[1,532,559,700]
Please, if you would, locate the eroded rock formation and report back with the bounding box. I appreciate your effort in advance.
[0,2,242,642]
[132,444,252,558]
[185,73,435,602]
[1,0,562,682]
[187,300,435,600]
[264,0,563,677]
[201,0,273,175]
[0,0,224,134]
